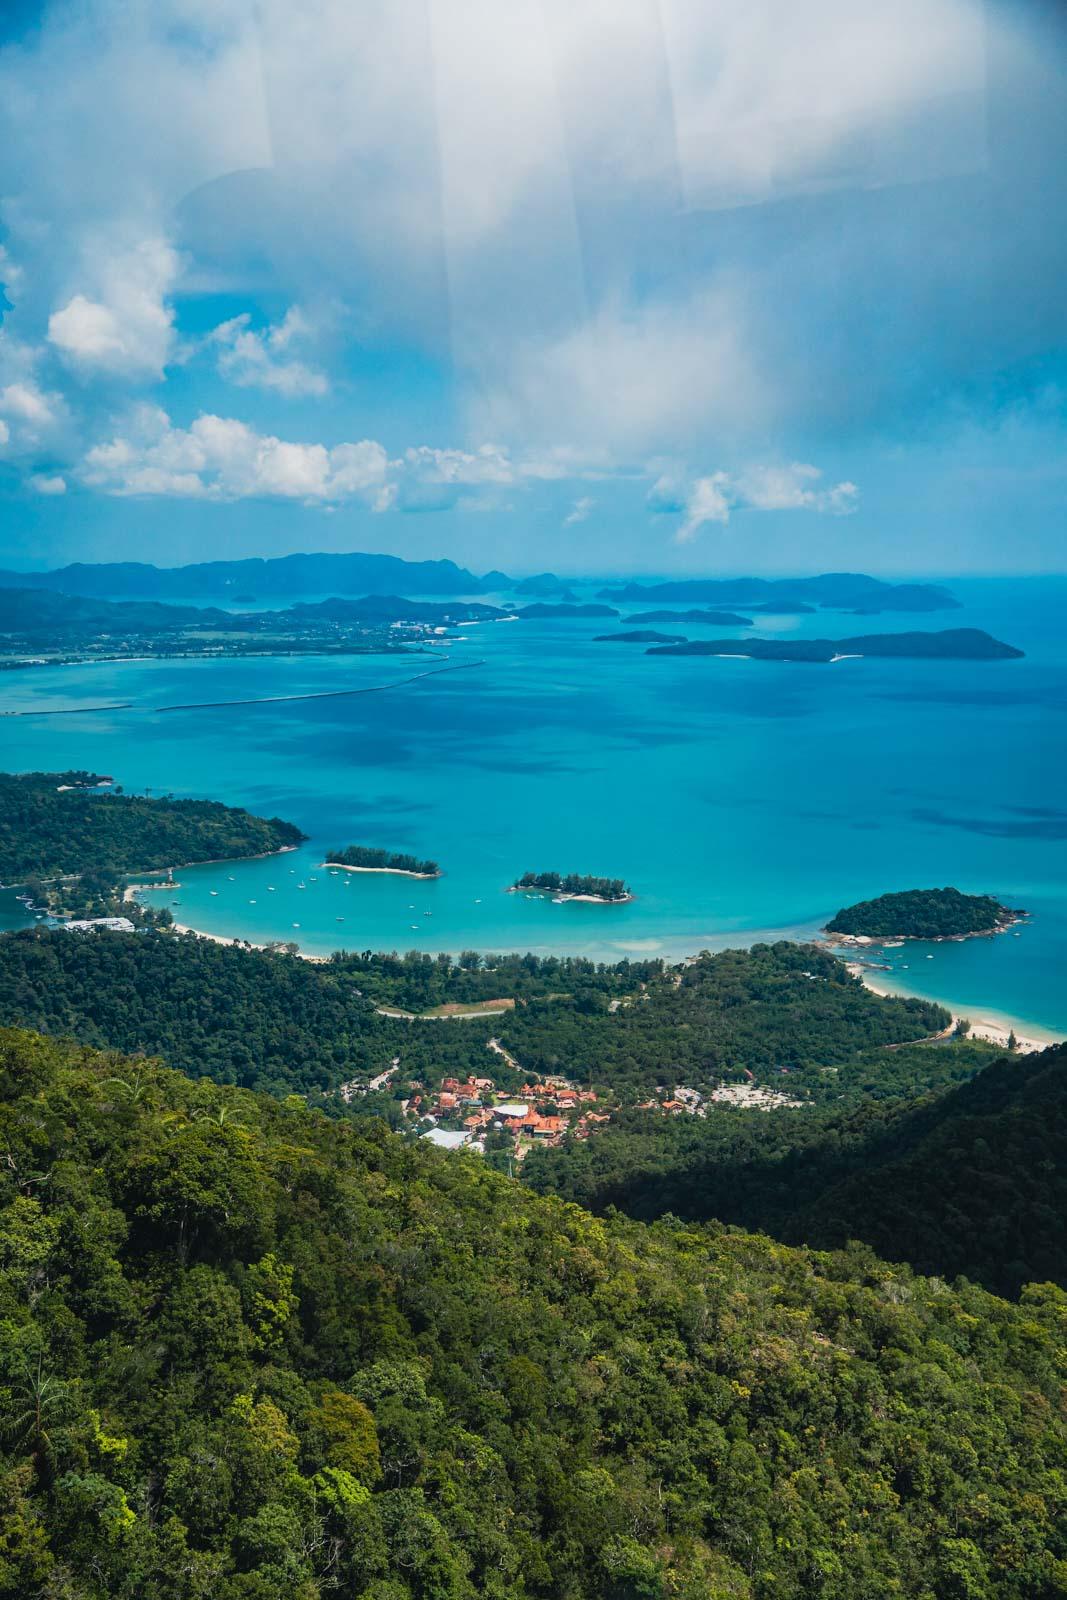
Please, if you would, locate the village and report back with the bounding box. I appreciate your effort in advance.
[341,1055,804,1160]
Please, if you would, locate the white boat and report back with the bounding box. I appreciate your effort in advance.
[210,890,218,896]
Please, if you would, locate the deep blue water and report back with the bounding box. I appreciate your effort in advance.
[1,576,1064,1035]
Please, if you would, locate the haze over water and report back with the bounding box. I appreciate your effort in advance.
[1,576,1064,1035]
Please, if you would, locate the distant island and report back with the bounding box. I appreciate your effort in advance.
[826,887,1026,941]
[513,572,578,599]
[516,603,619,619]
[646,629,1023,662]
[594,629,685,644]
[626,609,753,626]
[325,845,441,878]
[511,870,633,903]
[599,573,959,613]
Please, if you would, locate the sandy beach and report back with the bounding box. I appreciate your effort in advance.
[847,962,1059,1054]
[322,861,440,880]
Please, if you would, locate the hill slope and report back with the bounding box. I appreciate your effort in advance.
[0,1027,1063,1600]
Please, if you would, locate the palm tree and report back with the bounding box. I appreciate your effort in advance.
[4,1357,77,1481]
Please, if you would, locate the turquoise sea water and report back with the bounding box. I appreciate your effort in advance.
[0,576,1064,1035]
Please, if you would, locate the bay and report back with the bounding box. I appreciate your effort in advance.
[1,575,1063,1035]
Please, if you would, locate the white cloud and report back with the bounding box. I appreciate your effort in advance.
[734,462,859,515]
[83,407,391,504]
[663,462,859,540]
[0,381,56,428]
[563,495,593,525]
[677,474,732,541]
[0,420,9,447]
[211,307,329,398]
[28,472,66,495]
[48,238,179,379]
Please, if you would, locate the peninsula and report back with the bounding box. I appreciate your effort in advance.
[325,844,441,878]
[646,629,1023,662]
[825,887,1026,941]
[516,603,619,619]
[599,572,960,612]
[510,870,633,903]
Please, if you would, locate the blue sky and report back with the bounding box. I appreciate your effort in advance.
[1,0,1065,577]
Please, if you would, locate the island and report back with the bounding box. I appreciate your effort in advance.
[825,887,1026,941]
[325,844,441,878]
[510,870,633,903]
[515,603,619,619]
[626,609,753,626]
[646,629,1024,662]
[593,630,686,644]
[597,573,960,613]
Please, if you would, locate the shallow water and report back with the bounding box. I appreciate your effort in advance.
[1,576,1063,1033]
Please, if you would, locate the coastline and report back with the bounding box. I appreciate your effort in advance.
[846,961,1059,1054]
[323,861,440,880]
[508,885,635,905]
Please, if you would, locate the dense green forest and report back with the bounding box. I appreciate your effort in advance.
[0,772,305,883]
[0,933,953,1105]
[326,847,440,877]
[0,1027,1064,1600]
[826,887,1019,939]
[524,1044,1066,1297]
[513,872,632,902]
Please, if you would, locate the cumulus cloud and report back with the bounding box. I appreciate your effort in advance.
[77,409,613,514]
[661,462,859,541]
[0,420,8,447]
[82,407,390,505]
[210,307,329,398]
[48,238,179,380]
[28,473,66,495]
[0,340,66,451]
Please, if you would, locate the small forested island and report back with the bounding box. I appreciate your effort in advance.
[647,628,1024,662]
[511,869,633,902]
[325,844,441,878]
[826,886,1025,940]
[593,629,685,644]
[516,602,619,618]
[627,608,753,625]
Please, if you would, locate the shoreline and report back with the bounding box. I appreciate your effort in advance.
[846,961,1058,1053]
[323,861,440,880]
[508,885,635,905]
[115,898,1061,1049]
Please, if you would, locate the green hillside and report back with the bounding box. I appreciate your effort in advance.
[0,1027,1064,1600]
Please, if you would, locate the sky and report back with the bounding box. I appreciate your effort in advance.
[0,0,1065,578]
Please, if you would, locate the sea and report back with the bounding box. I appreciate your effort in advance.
[1,575,1064,1037]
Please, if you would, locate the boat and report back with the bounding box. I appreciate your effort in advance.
[209,890,218,896]
[249,899,256,904]
[336,916,345,921]
[292,922,300,928]
[552,896,565,903]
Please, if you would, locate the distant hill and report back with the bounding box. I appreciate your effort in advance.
[0,550,495,599]
[626,608,753,625]
[0,587,232,633]
[517,602,618,618]
[286,595,504,624]
[647,629,1023,662]
[513,571,577,599]
[599,572,960,612]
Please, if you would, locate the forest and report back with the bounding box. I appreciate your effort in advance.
[0,932,955,1105]
[0,772,305,883]
[825,887,1019,939]
[0,1026,1064,1600]
[326,847,441,877]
